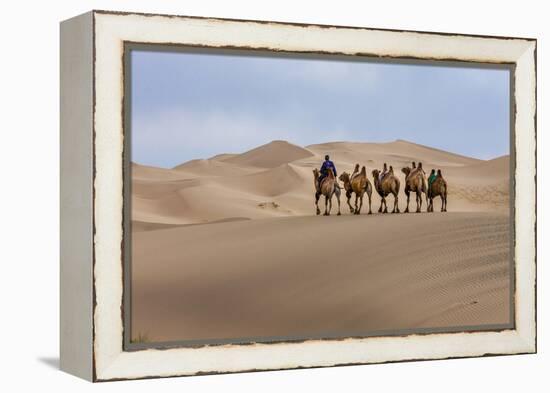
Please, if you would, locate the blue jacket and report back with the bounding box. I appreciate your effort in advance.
[320,160,337,177]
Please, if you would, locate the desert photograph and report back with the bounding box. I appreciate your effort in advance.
[127,48,512,345]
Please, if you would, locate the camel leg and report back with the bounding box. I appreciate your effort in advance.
[357,194,363,215]
[416,191,421,213]
[315,192,321,215]
[420,191,428,210]
[346,192,354,213]
[383,197,388,213]
[393,193,400,213]
[324,195,329,216]
[354,194,360,215]
[367,191,372,214]
[427,191,432,212]
[404,189,410,213]
[420,191,428,211]
[336,190,341,216]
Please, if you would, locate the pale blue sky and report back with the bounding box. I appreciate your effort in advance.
[130,49,510,168]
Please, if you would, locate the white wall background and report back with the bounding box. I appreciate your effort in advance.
[0,0,546,391]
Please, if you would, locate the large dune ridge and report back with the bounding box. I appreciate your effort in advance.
[131,139,510,228]
[130,139,512,343]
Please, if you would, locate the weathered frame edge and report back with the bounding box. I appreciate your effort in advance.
[59,11,95,382]
[89,10,537,382]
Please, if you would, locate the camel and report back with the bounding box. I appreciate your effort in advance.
[427,169,448,212]
[372,165,400,213]
[339,164,373,215]
[401,162,427,213]
[313,167,341,216]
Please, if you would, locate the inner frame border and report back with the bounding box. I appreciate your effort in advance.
[122,42,517,351]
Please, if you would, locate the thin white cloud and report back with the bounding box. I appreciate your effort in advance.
[289,60,380,89]
[132,109,310,167]
[131,107,370,168]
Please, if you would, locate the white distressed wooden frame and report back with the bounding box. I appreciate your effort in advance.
[60,10,536,382]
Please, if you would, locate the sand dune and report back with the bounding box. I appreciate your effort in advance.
[307,139,481,168]
[130,139,512,343]
[173,158,259,177]
[460,155,510,182]
[216,163,305,197]
[132,162,189,181]
[132,139,510,227]
[131,212,511,343]
[223,140,314,168]
[208,153,239,161]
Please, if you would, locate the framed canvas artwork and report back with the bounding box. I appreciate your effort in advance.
[60,10,537,381]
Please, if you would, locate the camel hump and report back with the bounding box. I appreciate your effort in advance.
[409,165,423,177]
[360,166,366,175]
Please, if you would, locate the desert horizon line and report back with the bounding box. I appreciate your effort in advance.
[131,138,510,170]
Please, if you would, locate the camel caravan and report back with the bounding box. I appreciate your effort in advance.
[313,155,447,216]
